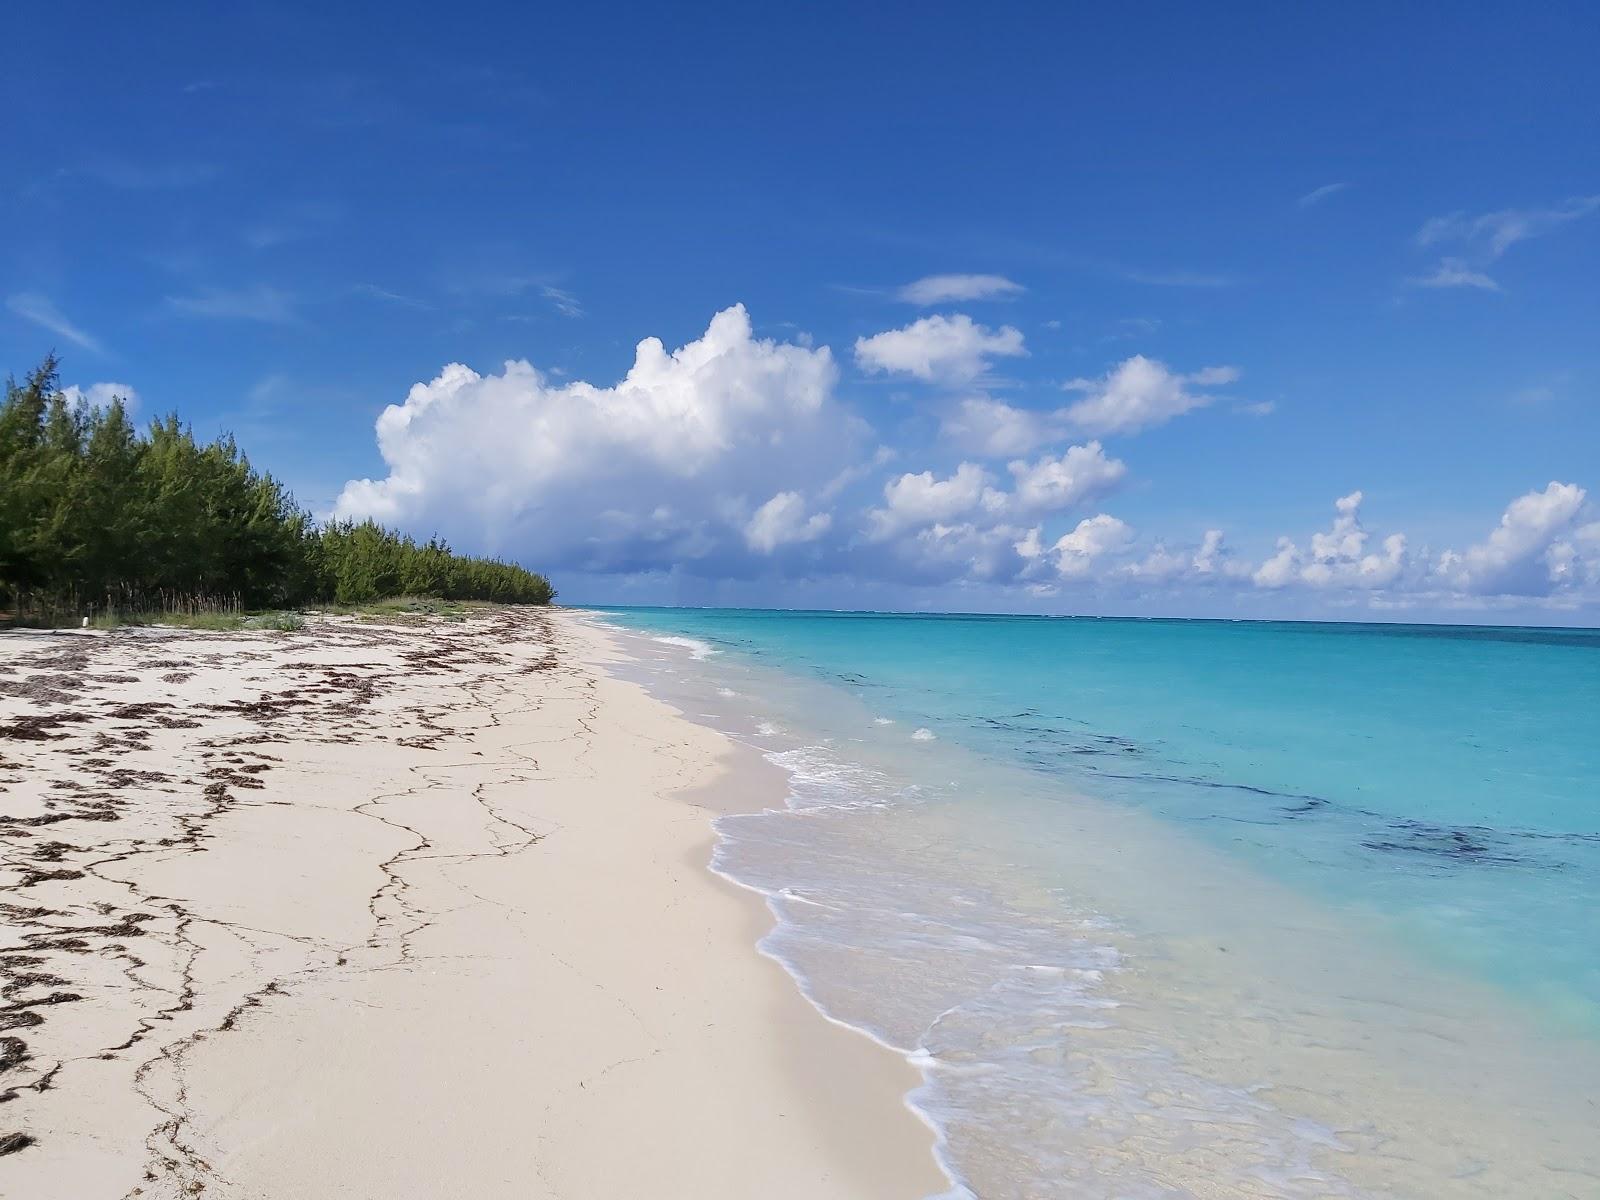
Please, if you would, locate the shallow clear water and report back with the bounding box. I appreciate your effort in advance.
[589,607,1600,1198]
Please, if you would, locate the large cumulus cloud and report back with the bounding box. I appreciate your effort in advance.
[334,302,1597,616]
[335,305,863,574]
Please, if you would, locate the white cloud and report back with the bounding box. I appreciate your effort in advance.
[61,381,140,415]
[903,520,1039,582]
[336,304,862,573]
[1411,195,1599,295]
[1253,538,1298,589]
[1434,482,1587,596]
[1560,522,1600,590]
[1252,491,1407,590]
[541,285,584,318]
[1416,195,1600,259]
[855,314,1026,384]
[327,296,1598,615]
[1193,528,1228,574]
[897,274,1024,305]
[1014,526,1044,560]
[1005,442,1126,515]
[945,359,1238,452]
[1051,514,1134,578]
[1410,257,1501,291]
[745,491,832,553]
[868,463,999,540]
[1234,400,1277,417]
[1231,483,1598,605]
[1126,529,1239,583]
[941,396,1053,456]
[6,293,105,355]
[867,444,1120,544]
[166,285,299,323]
[1298,182,1351,208]
[817,445,896,502]
[1061,356,1239,436]
[862,442,1128,585]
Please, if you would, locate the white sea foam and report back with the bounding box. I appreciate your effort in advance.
[651,635,717,660]
[717,687,738,697]
[874,716,895,725]
[705,729,1426,1199]
[609,616,1600,1199]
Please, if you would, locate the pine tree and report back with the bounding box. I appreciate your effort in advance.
[0,356,554,618]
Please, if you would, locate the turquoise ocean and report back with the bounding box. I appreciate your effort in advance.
[589,608,1599,1198]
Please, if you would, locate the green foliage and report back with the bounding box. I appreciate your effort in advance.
[0,358,554,622]
[88,609,251,632]
[311,520,552,607]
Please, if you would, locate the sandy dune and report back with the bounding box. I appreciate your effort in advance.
[0,609,943,1198]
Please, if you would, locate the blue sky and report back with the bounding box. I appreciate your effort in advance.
[4,3,1598,621]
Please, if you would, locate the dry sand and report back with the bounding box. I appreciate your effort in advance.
[0,608,946,1198]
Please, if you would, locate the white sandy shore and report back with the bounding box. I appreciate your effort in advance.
[0,609,945,1198]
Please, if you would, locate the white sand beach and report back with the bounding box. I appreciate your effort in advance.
[0,609,945,1198]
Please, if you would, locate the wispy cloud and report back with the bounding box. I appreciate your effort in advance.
[243,225,302,250]
[166,285,299,324]
[1101,316,1161,343]
[241,202,342,251]
[1416,194,1600,259]
[1298,181,1351,208]
[1408,257,1501,292]
[351,283,433,310]
[541,285,584,318]
[5,293,106,355]
[897,274,1025,305]
[1119,267,1235,289]
[449,273,536,298]
[247,374,293,409]
[77,160,219,190]
[1411,194,1600,292]
[207,373,310,450]
[1508,370,1573,407]
[442,265,583,318]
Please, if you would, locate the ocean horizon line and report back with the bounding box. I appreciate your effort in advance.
[573,601,1600,639]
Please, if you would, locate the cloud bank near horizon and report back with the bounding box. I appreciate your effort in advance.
[335,304,1599,616]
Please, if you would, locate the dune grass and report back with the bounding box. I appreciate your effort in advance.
[2,597,516,633]
[80,609,305,632]
[314,595,494,624]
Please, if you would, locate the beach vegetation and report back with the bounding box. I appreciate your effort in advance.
[0,356,554,626]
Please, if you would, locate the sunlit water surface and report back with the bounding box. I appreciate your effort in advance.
[589,608,1600,1198]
